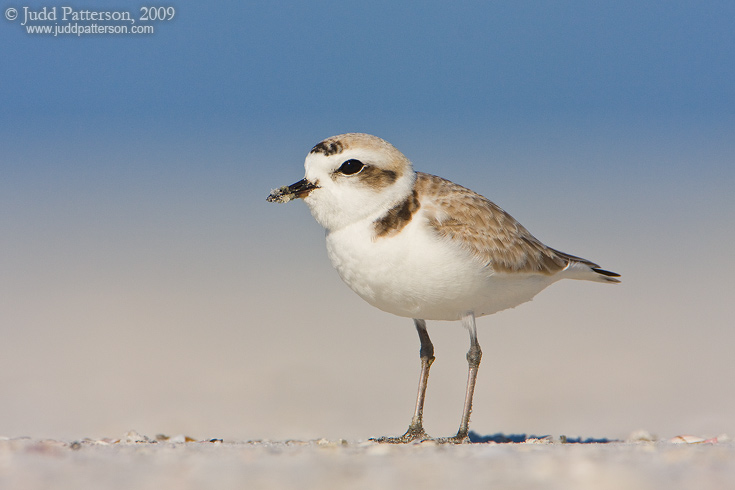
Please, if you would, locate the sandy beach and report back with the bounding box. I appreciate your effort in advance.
[2,432,733,490]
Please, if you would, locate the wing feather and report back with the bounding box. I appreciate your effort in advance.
[415,173,574,275]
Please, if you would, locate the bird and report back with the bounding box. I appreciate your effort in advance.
[267,132,620,443]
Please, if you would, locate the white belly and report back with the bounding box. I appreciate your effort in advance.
[325,218,558,321]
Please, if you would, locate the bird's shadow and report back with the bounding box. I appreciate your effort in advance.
[468,431,615,444]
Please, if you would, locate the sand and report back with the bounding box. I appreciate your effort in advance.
[2,432,733,490]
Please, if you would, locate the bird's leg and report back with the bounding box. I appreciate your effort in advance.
[372,319,434,443]
[406,319,434,439]
[437,312,482,444]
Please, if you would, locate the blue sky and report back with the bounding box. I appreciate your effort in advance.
[3,1,734,125]
[1,1,734,439]
[3,0,732,212]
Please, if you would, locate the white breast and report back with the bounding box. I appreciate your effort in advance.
[324,210,558,321]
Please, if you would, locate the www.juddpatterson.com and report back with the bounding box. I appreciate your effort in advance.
[5,6,176,36]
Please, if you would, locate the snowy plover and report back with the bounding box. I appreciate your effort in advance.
[267,133,620,443]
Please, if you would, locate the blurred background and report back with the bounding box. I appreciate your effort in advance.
[1,1,733,442]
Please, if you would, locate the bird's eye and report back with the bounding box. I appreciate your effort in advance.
[337,159,365,175]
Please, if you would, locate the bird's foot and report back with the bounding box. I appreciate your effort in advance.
[432,433,471,444]
[370,424,431,444]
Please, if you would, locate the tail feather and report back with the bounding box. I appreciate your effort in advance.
[591,267,620,278]
[591,267,621,283]
[551,247,621,283]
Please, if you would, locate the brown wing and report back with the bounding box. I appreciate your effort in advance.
[415,173,597,275]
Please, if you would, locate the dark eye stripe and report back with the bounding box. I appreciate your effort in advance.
[337,159,365,175]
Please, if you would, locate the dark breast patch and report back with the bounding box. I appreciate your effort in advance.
[374,189,421,239]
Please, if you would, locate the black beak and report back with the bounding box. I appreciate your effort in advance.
[288,179,319,198]
[267,178,319,203]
